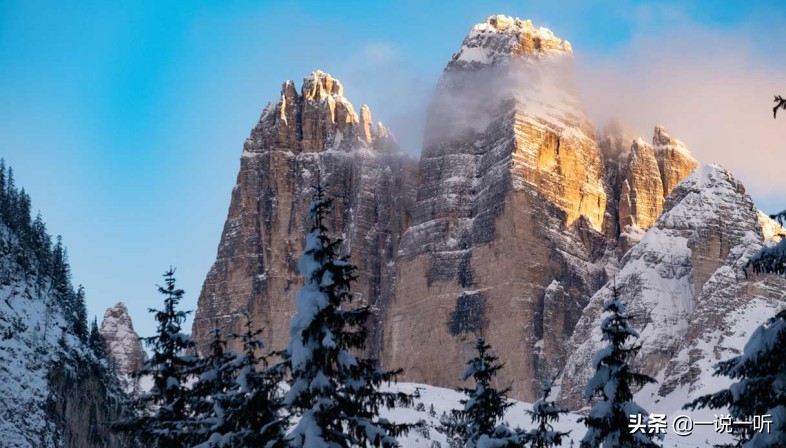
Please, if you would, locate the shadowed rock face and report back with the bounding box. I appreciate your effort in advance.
[192,16,709,403]
[190,71,418,357]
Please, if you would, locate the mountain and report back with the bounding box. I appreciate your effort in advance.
[100,302,147,394]
[560,165,786,409]
[191,14,777,405]
[190,70,418,356]
[382,16,701,401]
[0,166,130,447]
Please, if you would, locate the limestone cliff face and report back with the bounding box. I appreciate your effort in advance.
[192,16,703,402]
[383,16,613,401]
[191,71,418,356]
[100,302,147,394]
[604,125,699,253]
[561,165,786,409]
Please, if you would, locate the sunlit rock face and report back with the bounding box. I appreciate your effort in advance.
[191,71,418,357]
[384,16,615,401]
[561,165,786,409]
[193,16,705,403]
[610,126,699,253]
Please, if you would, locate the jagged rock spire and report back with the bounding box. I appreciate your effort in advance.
[100,302,148,393]
[248,70,392,154]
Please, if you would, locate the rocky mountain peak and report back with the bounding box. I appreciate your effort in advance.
[449,15,572,70]
[301,69,343,99]
[561,163,786,409]
[100,302,147,393]
[250,70,393,154]
[653,124,677,147]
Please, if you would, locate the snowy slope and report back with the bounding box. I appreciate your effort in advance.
[383,382,727,447]
[0,227,71,447]
[0,224,127,447]
[560,165,786,430]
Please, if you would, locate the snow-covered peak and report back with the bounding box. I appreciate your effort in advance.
[450,15,572,69]
[659,164,744,225]
[561,161,786,416]
[100,301,148,393]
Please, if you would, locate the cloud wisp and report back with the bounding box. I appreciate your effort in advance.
[574,22,786,210]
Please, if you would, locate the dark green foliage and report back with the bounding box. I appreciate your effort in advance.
[73,285,88,342]
[580,286,660,448]
[0,160,86,338]
[187,326,238,445]
[220,312,288,446]
[285,181,417,447]
[440,337,521,448]
[111,268,196,448]
[187,321,288,447]
[88,317,106,359]
[524,380,571,448]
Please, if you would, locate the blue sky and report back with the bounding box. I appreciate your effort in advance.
[1,0,784,339]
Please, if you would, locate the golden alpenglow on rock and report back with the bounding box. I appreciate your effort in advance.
[194,16,722,403]
[191,70,418,357]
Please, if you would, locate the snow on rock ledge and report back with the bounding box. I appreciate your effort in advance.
[560,164,786,413]
[450,15,572,69]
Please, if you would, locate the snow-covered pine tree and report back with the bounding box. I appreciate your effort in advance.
[580,286,661,448]
[285,181,416,447]
[111,268,197,448]
[216,312,288,447]
[523,380,570,448]
[441,337,521,448]
[188,326,238,447]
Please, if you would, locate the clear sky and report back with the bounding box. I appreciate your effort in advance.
[2,0,785,339]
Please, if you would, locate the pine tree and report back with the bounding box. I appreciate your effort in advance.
[580,286,661,448]
[51,237,73,302]
[73,285,89,342]
[219,312,288,447]
[89,317,106,359]
[683,308,786,447]
[284,181,416,447]
[0,160,6,218]
[188,326,238,447]
[6,167,16,223]
[31,213,52,277]
[111,268,197,447]
[441,337,521,448]
[524,380,570,448]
